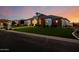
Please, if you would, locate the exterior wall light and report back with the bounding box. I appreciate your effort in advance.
[56,20,58,23]
[32,19,37,26]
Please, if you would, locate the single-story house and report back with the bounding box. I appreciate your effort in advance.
[25,12,71,27]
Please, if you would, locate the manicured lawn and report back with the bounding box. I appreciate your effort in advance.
[14,26,75,39]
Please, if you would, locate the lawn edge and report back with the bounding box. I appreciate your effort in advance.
[1,29,79,44]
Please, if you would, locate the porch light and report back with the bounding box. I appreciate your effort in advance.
[32,19,37,26]
[56,20,58,23]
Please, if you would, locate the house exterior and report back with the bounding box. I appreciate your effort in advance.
[45,18,52,26]
[73,23,79,29]
[0,19,12,29]
[7,21,12,30]
[25,12,71,28]
[24,18,32,26]
[0,19,8,29]
[0,22,3,29]
[14,20,19,26]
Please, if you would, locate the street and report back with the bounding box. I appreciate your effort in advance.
[0,30,79,52]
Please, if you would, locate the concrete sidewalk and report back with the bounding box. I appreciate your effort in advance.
[1,29,79,44]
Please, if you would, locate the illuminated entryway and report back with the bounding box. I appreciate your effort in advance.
[32,18,38,26]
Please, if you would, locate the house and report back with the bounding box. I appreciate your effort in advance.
[25,12,71,28]
[0,19,12,29]
[0,22,3,29]
[0,19,8,29]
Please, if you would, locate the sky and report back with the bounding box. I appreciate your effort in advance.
[0,6,79,23]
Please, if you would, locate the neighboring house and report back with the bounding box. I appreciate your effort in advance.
[25,12,71,27]
[0,19,12,29]
[7,21,12,30]
[0,22,4,29]
[14,20,19,26]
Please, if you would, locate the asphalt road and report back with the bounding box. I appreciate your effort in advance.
[0,30,79,52]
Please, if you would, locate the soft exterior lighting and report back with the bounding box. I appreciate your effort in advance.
[56,20,58,23]
[32,19,37,26]
[39,19,41,25]
[46,20,48,23]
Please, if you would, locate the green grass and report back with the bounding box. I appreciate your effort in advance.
[14,26,75,39]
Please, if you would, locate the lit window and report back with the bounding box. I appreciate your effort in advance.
[56,20,58,23]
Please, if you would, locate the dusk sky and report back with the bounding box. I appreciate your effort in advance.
[0,6,79,23]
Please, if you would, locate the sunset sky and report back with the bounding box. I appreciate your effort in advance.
[0,6,79,23]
